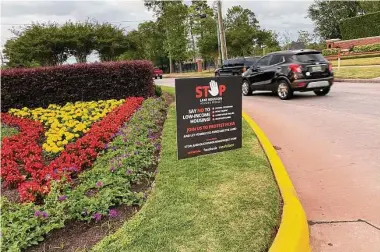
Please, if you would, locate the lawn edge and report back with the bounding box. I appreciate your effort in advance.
[242,112,311,252]
[334,78,380,83]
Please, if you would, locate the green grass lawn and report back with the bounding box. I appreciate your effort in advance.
[1,124,18,140]
[333,66,380,79]
[331,56,380,67]
[93,90,281,252]
[164,71,214,79]
[160,66,380,80]
[160,86,175,96]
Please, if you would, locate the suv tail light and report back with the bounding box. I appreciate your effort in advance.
[289,64,302,73]
[328,62,333,72]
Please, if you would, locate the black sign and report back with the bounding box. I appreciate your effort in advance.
[175,77,242,160]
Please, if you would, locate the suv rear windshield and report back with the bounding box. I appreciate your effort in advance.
[294,53,326,63]
[244,57,258,66]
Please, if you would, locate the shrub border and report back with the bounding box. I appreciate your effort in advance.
[340,12,380,40]
[242,112,311,252]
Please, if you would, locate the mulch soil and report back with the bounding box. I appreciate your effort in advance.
[27,205,140,252]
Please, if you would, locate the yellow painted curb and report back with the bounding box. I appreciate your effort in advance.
[242,112,311,252]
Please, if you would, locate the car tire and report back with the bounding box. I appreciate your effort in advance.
[277,80,293,100]
[159,75,163,79]
[242,80,252,96]
[314,87,330,96]
[154,76,157,79]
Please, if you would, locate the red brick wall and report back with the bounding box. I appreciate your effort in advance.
[327,36,380,49]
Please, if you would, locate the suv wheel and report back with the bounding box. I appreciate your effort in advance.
[277,81,293,100]
[159,75,163,79]
[242,81,252,96]
[314,87,330,96]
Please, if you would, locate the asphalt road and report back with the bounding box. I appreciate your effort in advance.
[242,82,380,252]
[156,79,380,251]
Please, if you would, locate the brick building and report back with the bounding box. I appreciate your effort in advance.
[326,36,380,50]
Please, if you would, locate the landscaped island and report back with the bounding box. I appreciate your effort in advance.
[1,63,281,252]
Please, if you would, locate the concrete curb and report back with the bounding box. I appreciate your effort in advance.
[334,78,380,83]
[242,112,311,252]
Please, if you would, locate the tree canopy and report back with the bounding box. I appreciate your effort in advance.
[3,20,129,67]
[144,0,188,72]
[3,1,283,70]
[307,0,376,40]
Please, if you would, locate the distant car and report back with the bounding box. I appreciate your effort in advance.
[241,50,334,100]
[153,67,163,79]
[215,57,260,77]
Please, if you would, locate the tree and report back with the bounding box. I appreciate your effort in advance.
[119,30,144,60]
[119,22,169,69]
[138,21,167,64]
[225,5,260,57]
[145,0,189,73]
[189,1,219,66]
[61,20,98,63]
[187,1,215,61]
[307,0,362,39]
[296,30,326,50]
[3,20,129,67]
[3,22,68,67]
[297,30,313,45]
[255,29,280,54]
[197,20,218,67]
[94,23,129,62]
[279,30,293,50]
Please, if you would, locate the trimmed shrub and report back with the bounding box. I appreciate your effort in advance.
[352,43,380,53]
[340,12,380,40]
[322,48,340,56]
[1,61,154,112]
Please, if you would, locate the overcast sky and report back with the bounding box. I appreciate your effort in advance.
[1,0,315,61]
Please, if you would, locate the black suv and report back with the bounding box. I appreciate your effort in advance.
[215,57,260,76]
[241,50,334,100]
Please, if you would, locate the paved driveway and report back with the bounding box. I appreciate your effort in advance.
[242,82,380,252]
[156,79,380,251]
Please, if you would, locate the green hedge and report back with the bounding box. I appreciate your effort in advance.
[1,61,154,112]
[352,43,380,53]
[340,12,380,40]
[322,48,340,56]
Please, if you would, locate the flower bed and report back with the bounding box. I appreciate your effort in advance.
[1,97,168,251]
[9,99,124,153]
[1,98,143,202]
[1,114,45,188]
